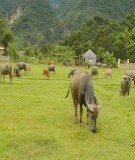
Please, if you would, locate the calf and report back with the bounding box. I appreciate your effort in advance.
[103,69,112,78]
[120,75,132,96]
[26,63,31,73]
[43,69,49,79]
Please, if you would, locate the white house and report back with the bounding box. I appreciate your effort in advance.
[83,49,97,65]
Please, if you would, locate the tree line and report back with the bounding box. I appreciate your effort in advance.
[0,10,135,65]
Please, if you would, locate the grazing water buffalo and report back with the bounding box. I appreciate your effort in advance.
[66,71,101,133]
[0,63,12,84]
[125,70,135,86]
[91,66,98,79]
[17,62,26,72]
[103,69,112,78]
[68,67,78,78]
[120,75,132,96]
[14,62,27,76]
[48,64,55,74]
[13,65,21,77]
[43,69,49,79]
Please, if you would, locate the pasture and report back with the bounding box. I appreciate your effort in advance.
[0,64,135,160]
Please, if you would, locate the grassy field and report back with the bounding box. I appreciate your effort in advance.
[0,63,135,160]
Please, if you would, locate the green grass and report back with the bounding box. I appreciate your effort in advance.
[0,64,135,160]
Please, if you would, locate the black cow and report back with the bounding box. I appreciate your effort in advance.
[66,71,101,133]
[0,63,12,84]
[120,75,132,96]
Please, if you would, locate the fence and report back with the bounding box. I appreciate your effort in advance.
[0,55,10,63]
[119,63,135,70]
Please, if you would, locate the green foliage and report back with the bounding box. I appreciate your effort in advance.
[2,30,13,54]
[10,0,63,48]
[49,0,135,30]
[7,42,19,60]
[102,51,117,66]
[40,44,75,63]
[0,14,6,44]
[61,10,135,62]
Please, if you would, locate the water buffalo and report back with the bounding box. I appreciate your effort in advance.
[91,66,98,79]
[68,67,78,78]
[0,63,12,84]
[125,70,135,86]
[13,65,21,77]
[103,69,112,78]
[14,62,27,76]
[48,64,55,74]
[120,75,132,96]
[66,71,101,133]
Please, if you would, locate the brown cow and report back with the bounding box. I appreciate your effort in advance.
[103,69,112,78]
[26,63,31,73]
[43,69,49,79]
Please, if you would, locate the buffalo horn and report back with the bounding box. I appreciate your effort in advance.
[85,92,94,112]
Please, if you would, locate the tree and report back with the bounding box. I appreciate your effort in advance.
[102,51,116,66]
[7,42,19,60]
[0,14,6,43]
[2,30,13,55]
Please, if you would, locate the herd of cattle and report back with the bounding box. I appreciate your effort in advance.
[0,62,31,84]
[0,62,55,83]
[0,62,135,133]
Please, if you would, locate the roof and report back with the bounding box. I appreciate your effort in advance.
[83,49,96,59]
[0,47,4,50]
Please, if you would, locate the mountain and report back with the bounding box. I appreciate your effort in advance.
[48,0,135,30]
[1,0,135,48]
[0,0,64,48]
[0,0,24,16]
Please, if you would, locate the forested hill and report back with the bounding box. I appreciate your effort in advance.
[48,0,135,29]
[0,0,24,16]
[1,0,135,48]
[0,0,63,48]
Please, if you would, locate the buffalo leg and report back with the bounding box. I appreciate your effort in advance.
[9,74,12,84]
[3,75,5,83]
[86,108,89,125]
[73,100,78,122]
[79,104,83,124]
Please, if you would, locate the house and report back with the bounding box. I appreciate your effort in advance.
[0,46,4,55]
[83,49,97,65]
[0,46,10,62]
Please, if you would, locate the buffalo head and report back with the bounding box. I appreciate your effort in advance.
[85,92,101,133]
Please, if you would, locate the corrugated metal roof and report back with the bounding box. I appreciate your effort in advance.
[83,49,96,59]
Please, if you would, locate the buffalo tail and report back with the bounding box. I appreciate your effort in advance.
[65,84,71,98]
